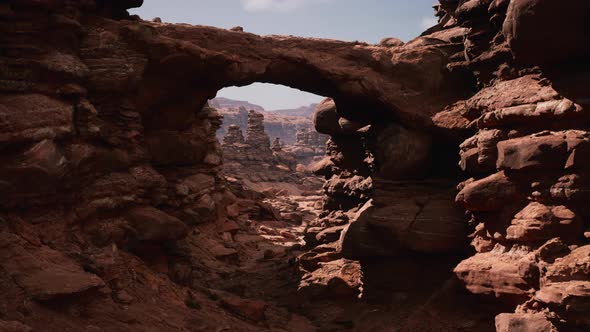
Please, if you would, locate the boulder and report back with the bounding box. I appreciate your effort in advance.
[497,135,568,171]
[375,124,432,179]
[465,75,559,114]
[477,99,581,129]
[456,171,521,212]
[543,245,590,283]
[298,259,363,299]
[506,203,582,243]
[126,206,189,242]
[315,225,346,244]
[379,37,404,47]
[0,232,105,301]
[0,139,67,208]
[454,245,538,302]
[340,201,400,258]
[495,313,558,332]
[503,0,590,65]
[313,98,341,136]
[460,129,507,173]
[370,180,467,253]
[214,290,267,322]
[534,281,590,326]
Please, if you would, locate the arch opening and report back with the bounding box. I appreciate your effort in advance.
[129,33,472,331]
[210,82,330,183]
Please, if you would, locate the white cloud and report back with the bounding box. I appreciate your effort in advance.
[420,16,439,29]
[241,0,330,12]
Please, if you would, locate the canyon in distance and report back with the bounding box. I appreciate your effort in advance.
[0,0,589,331]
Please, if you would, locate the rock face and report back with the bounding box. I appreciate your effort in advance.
[2,0,590,331]
[438,1,590,330]
[309,1,590,331]
[0,2,247,330]
[503,0,590,66]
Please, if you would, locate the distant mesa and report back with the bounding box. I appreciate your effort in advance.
[210,97,321,145]
[209,97,265,113]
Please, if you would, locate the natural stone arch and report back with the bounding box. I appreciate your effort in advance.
[124,22,472,133]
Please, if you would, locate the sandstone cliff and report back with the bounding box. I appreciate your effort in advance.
[310,1,590,330]
[0,0,589,331]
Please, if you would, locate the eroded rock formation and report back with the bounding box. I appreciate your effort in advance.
[221,110,301,183]
[1,0,589,331]
[309,0,590,330]
[212,98,318,145]
[281,127,328,166]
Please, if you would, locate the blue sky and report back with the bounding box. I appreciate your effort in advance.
[131,0,438,110]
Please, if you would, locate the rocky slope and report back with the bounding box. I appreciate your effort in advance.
[0,0,589,331]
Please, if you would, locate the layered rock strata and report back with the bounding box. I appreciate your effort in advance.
[439,1,590,330]
[1,0,589,331]
[306,1,590,330]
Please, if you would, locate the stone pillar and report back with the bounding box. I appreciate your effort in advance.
[223,124,245,145]
[271,137,282,151]
[296,127,310,146]
[245,110,271,149]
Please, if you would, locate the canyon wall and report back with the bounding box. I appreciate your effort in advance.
[0,0,589,331]
[312,0,590,330]
[0,1,249,330]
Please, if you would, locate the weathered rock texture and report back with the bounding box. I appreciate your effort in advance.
[0,1,258,330]
[315,0,590,331]
[443,1,590,330]
[307,0,590,331]
[1,0,589,331]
